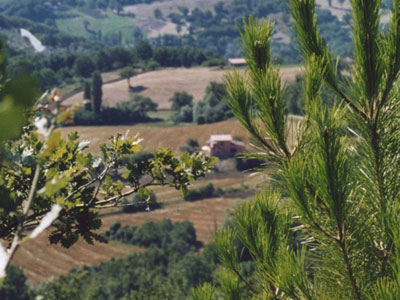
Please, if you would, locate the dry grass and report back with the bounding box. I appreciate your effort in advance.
[63,66,303,110]
[60,119,250,155]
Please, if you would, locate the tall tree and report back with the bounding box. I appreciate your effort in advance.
[83,80,91,111]
[91,71,102,114]
[119,66,136,88]
[194,0,400,298]
[169,91,193,111]
[136,40,153,62]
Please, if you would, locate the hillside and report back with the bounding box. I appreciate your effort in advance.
[63,66,303,110]
[1,0,357,62]
[12,119,273,283]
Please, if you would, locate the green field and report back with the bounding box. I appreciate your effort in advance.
[55,9,140,43]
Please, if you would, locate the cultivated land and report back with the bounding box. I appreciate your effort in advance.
[12,119,268,283]
[15,61,303,283]
[61,119,249,154]
[14,169,267,283]
[63,66,303,110]
[13,237,141,284]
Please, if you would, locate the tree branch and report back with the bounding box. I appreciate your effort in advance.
[4,163,41,270]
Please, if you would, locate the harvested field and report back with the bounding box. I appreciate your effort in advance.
[12,236,141,283]
[101,196,244,247]
[12,193,247,283]
[60,116,303,156]
[60,119,250,155]
[63,66,303,110]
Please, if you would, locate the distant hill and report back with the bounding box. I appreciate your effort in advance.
[0,0,359,63]
[0,14,102,56]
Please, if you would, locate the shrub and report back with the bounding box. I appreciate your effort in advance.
[73,109,97,125]
[234,154,264,171]
[184,183,223,201]
[179,139,200,154]
[201,58,225,67]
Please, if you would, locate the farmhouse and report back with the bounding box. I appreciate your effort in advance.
[227,58,247,68]
[202,134,246,158]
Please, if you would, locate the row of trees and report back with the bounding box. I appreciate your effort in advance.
[9,41,217,91]
[74,68,160,125]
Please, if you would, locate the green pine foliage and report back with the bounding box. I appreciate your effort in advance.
[193,0,400,298]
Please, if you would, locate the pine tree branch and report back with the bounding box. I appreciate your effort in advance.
[337,227,362,300]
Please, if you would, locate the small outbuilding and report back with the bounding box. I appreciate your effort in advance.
[227,58,247,68]
[202,134,246,158]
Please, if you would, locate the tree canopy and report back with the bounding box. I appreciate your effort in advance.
[119,66,136,88]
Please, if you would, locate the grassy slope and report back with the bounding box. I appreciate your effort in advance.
[55,9,138,42]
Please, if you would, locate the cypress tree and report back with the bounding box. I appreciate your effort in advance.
[83,81,91,111]
[91,71,102,114]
